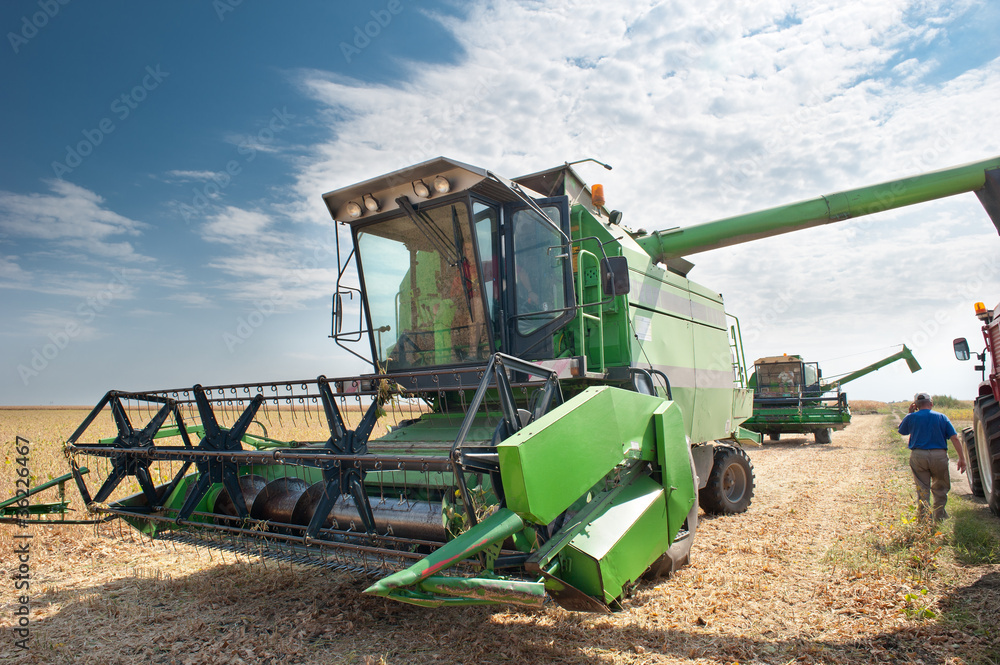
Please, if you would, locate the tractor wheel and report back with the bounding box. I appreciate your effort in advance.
[960,426,984,497]
[645,448,698,579]
[814,428,832,445]
[699,445,754,515]
[768,433,780,442]
[972,395,1000,517]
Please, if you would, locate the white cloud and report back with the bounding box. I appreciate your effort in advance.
[201,206,274,244]
[167,292,213,308]
[272,0,999,399]
[206,248,339,307]
[0,255,29,283]
[196,206,339,306]
[0,180,152,262]
[21,310,103,342]
[163,170,220,182]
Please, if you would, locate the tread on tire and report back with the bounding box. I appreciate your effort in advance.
[960,426,984,497]
[973,394,1000,517]
[699,445,755,515]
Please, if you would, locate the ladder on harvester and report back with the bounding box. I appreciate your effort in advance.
[728,314,749,388]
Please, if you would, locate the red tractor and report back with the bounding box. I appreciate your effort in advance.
[954,302,1000,517]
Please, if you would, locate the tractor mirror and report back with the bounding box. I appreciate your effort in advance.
[332,292,344,335]
[953,338,970,361]
[600,256,630,297]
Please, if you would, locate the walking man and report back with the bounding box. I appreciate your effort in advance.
[898,392,967,520]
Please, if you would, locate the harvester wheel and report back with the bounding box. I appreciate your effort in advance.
[645,448,698,579]
[960,426,984,497]
[814,428,832,445]
[972,395,1000,517]
[699,445,754,515]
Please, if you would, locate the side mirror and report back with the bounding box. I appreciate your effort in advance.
[953,338,970,361]
[332,292,345,335]
[600,256,630,297]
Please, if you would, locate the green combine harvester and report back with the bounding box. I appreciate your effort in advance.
[743,346,921,444]
[45,154,1000,612]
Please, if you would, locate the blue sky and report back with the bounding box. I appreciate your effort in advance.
[1,0,999,405]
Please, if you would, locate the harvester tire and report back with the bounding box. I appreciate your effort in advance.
[960,426,984,497]
[972,395,1000,517]
[645,448,698,580]
[699,445,754,515]
[814,428,832,445]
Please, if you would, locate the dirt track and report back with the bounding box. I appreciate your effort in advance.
[2,414,998,664]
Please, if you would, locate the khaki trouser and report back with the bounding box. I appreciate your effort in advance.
[909,448,951,520]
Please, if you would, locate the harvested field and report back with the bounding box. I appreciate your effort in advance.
[1,412,998,664]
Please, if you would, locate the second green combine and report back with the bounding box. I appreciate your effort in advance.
[744,345,921,444]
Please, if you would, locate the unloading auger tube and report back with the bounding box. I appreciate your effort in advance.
[63,153,1000,612]
[635,156,1000,262]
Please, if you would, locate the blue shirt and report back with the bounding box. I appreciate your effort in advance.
[898,409,957,450]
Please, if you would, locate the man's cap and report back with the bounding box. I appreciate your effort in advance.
[914,392,932,402]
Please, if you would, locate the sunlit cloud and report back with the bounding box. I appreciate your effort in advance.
[0,180,152,262]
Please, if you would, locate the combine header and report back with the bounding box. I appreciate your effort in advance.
[63,154,1000,611]
[744,345,921,443]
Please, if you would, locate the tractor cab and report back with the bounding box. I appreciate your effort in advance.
[324,157,588,371]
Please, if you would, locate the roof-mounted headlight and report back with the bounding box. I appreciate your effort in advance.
[433,175,451,194]
[363,194,380,212]
[345,201,363,218]
[412,179,431,198]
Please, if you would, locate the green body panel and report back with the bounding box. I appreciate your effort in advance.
[744,405,852,433]
[497,386,662,525]
[735,426,762,445]
[414,575,546,608]
[556,474,670,604]
[731,388,754,424]
[652,401,697,541]
[366,507,525,597]
[620,263,747,444]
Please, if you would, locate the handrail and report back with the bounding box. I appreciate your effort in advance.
[575,247,606,373]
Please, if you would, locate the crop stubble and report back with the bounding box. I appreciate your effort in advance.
[0,411,997,664]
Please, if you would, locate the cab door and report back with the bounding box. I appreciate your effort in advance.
[502,196,576,359]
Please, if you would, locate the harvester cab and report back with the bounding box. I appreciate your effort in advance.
[744,345,920,444]
[324,157,754,446]
[326,158,579,370]
[56,154,1000,613]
